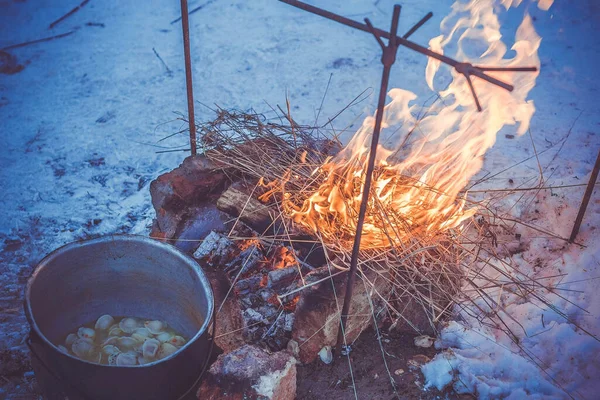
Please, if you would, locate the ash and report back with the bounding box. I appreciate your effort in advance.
[194,227,312,352]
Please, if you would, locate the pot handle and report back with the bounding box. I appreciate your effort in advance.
[27,332,96,400]
[176,304,217,400]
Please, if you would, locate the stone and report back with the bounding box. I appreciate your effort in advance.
[318,346,333,364]
[291,266,392,364]
[408,354,431,370]
[286,340,299,358]
[150,155,228,241]
[203,268,246,354]
[196,345,297,400]
[414,335,435,348]
[216,182,274,234]
[172,205,228,252]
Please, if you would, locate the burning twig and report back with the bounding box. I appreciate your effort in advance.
[278,0,538,111]
[48,0,91,30]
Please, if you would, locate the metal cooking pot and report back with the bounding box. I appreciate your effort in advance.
[24,235,214,400]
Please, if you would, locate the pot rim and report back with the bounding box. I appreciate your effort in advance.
[24,234,214,368]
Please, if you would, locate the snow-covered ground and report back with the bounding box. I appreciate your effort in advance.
[419,1,600,398]
[0,0,598,398]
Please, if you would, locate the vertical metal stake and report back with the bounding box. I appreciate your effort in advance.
[569,149,600,242]
[180,0,197,155]
[336,5,401,352]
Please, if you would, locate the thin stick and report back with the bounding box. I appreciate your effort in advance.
[152,47,172,74]
[171,0,216,24]
[569,149,600,242]
[313,73,333,129]
[467,182,591,193]
[278,269,347,299]
[48,0,91,29]
[180,0,197,156]
[0,31,74,52]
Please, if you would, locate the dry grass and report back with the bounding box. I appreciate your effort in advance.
[192,105,595,398]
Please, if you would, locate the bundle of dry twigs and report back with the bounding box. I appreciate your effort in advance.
[194,105,587,359]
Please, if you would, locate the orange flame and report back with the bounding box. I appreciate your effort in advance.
[282,0,547,250]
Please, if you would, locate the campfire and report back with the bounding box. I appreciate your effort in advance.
[5,0,597,398]
[193,0,538,328]
[142,0,579,398]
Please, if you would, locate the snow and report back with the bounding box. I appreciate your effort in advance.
[0,0,598,399]
[421,351,454,391]
[419,1,600,398]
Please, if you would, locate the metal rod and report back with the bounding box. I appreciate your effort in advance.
[278,0,538,97]
[180,0,197,156]
[569,149,600,243]
[403,12,432,39]
[463,71,482,111]
[476,66,538,72]
[336,5,402,352]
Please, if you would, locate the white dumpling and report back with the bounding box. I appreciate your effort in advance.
[133,327,152,337]
[108,325,123,337]
[144,320,166,335]
[65,333,78,347]
[117,337,138,349]
[157,342,178,360]
[72,338,94,358]
[108,353,119,366]
[168,336,186,347]
[116,352,138,366]
[102,345,121,355]
[77,327,95,340]
[156,332,172,343]
[119,318,139,334]
[94,315,115,331]
[142,338,160,359]
[131,333,150,343]
[138,356,153,365]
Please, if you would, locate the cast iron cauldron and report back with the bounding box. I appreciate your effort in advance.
[24,235,214,400]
